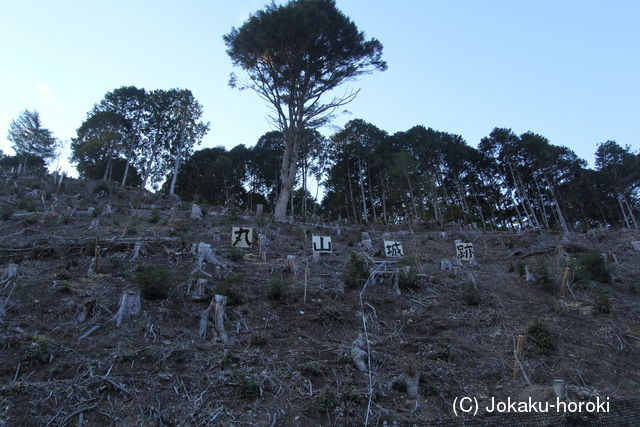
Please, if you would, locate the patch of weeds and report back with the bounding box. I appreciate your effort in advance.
[342,383,361,404]
[0,205,14,221]
[215,273,246,306]
[225,206,239,223]
[91,207,101,218]
[135,265,172,300]
[168,349,188,364]
[237,371,260,400]
[149,209,160,224]
[250,333,268,346]
[115,349,138,363]
[391,378,407,393]
[526,321,556,356]
[22,216,38,226]
[398,263,419,290]
[344,252,368,289]
[315,385,338,413]
[268,276,287,301]
[629,282,638,294]
[320,303,346,322]
[55,271,70,280]
[17,198,37,212]
[302,361,324,377]
[221,349,239,368]
[229,246,244,262]
[532,258,555,294]
[462,284,479,306]
[93,182,110,194]
[55,280,72,293]
[593,288,611,314]
[0,382,32,396]
[572,252,611,283]
[124,222,138,237]
[24,335,53,364]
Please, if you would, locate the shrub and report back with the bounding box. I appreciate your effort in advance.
[533,260,556,294]
[93,182,110,194]
[24,335,53,364]
[238,371,260,400]
[462,284,479,306]
[229,246,244,262]
[135,265,172,300]
[215,273,246,306]
[268,276,287,301]
[526,321,556,355]
[315,385,338,412]
[572,252,611,283]
[302,361,324,377]
[398,264,419,290]
[344,252,368,289]
[17,198,36,212]
[593,288,611,313]
[0,205,13,221]
[250,333,268,346]
[149,209,160,224]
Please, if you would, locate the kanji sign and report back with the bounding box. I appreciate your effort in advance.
[312,235,332,253]
[384,240,404,258]
[455,241,474,261]
[231,227,253,248]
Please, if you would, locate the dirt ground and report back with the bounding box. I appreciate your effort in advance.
[1,175,639,426]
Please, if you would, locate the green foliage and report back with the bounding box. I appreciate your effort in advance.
[55,271,71,280]
[593,288,611,313]
[344,252,368,289]
[221,349,238,368]
[17,198,37,212]
[215,273,246,306]
[320,303,346,322]
[7,109,57,166]
[149,209,160,224]
[124,222,138,236]
[0,205,13,221]
[526,321,556,355]
[238,371,260,400]
[462,284,479,306]
[229,246,244,262]
[398,263,419,290]
[24,335,53,364]
[533,259,556,294]
[302,361,324,377]
[571,252,611,283]
[268,276,287,301]
[342,383,361,404]
[315,385,338,413]
[93,182,110,194]
[135,265,172,300]
[250,333,268,346]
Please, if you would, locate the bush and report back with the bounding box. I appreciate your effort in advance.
[0,205,14,221]
[215,273,246,306]
[149,209,160,224]
[533,260,556,294]
[315,386,338,413]
[250,333,268,346]
[93,182,110,194]
[238,371,260,400]
[462,284,479,306]
[398,265,419,290]
[526,321,556,355]
[268,276,287,301]
[593,288,611,313]
[17,198,36,212]
[229,246,244,262]
[135,265,172,300]
[24,335,53,364]
[344,252,368,289]
[302,361,324,377]
[572,252,611,283]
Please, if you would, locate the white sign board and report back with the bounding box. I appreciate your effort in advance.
[312,235,332,253]
[231,227,253,248]
[455,241,474,261]
[384,240,404,258]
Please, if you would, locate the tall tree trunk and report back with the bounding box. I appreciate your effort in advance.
[274,129,301,220]
[121,159,130,187]
[366,163,377,223]
[406,173,419,222]
[617,195,631,228]
[103,158,112,181]
[622,195,638,228]
[169,150,182,196]
[358,159,369,223]
[346,162,359,222]
[379,175,388,223]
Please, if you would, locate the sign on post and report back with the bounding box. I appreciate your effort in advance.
[384,240,404,258]
[231,227,253,248]
[455,241,474,261]
[312,235,332,253]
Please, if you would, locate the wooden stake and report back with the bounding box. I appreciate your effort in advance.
[513,335,525,378]
[303,266,308,303]
[560,267,571,295]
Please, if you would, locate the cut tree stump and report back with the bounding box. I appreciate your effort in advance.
[1,263,18,285]
[631,241,640,252]
[524,265,536,282]
[191,278,208,301]
[191,203,202,220]
[130,241,143,261]
[199,294,228,343]
[351,334,367,372]
[553,379,568,400]
[112,291,141,327]
[77,300,95,323]
[194,242,229,273]
[286,255,299,276]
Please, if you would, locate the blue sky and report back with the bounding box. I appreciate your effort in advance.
[1,0,638,176]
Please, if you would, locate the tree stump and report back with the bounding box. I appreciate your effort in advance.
[524,265,536,282]
[256,204,263,216]
[191,203,202,220]
[1,263,18,285]
[553,379,568,400]
[392,269,401,296]
[312,252,320,263]
[358,239,374,253]
[191,278,208,301]
[77,300,95,323]
[199,294,228,343]
[194,242,229,272]
[286,255,299,276]
[631,241,640,252]
[112,291,141,327]
[131,241,143,261]
[351,334,367,372]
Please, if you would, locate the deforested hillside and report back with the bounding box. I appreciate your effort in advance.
[1,173,639,426]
